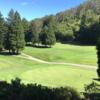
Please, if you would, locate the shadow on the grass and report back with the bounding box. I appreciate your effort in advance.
[93,78,100,82]
[0,51,12,56]
[0,51,18,56]
[26,44,52,49]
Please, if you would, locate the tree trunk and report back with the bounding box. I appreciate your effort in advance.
[16,49,19,55]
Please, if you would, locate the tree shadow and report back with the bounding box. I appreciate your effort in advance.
[66,41,95,46]
[56,40,95,46]
[0,51,13,56]
[26,41,95,48]
[26,44,33,47]
[26,44,51,49]
[34,45,51,49]
[93,78,100,82]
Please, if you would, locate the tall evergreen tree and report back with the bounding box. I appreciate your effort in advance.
[0,12,4,51]
[40,16,56,47]
[30,21,39,46]
[40,26,48,46]
[13,11,25,54]
[5,9,15,53]
[30,19,42,46]
[7,10,25,54]
[22,18,29,44]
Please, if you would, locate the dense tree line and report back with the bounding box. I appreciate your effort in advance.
[0,78,81,100]
[0,9,25,54]
[0,0,100,55]
[0,10,57,55]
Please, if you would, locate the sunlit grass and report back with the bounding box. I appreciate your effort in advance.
[23,43,97,65]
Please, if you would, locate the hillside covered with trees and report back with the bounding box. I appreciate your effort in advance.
[53,0,100,44]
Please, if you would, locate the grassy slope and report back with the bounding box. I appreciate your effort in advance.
[23,43,97,65]
[0,44,98,91]
[21,66,97,92]
[0,57,97,91]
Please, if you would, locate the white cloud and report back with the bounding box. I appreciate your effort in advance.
[21,2,28,6]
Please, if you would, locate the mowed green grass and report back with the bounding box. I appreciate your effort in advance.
[23,43,97,66]
[0,56,97,92]
[0,44,98,92]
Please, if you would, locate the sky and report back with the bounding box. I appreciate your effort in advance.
[0,0,86,21]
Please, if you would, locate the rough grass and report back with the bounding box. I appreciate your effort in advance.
[23,43,97,65]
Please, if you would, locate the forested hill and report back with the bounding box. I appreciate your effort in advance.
[29,0,100,45]
[56,0,100,19]
[22,0,100,46]
[52,0,100,44]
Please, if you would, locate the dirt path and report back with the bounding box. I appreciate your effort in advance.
[16,53,97,71]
